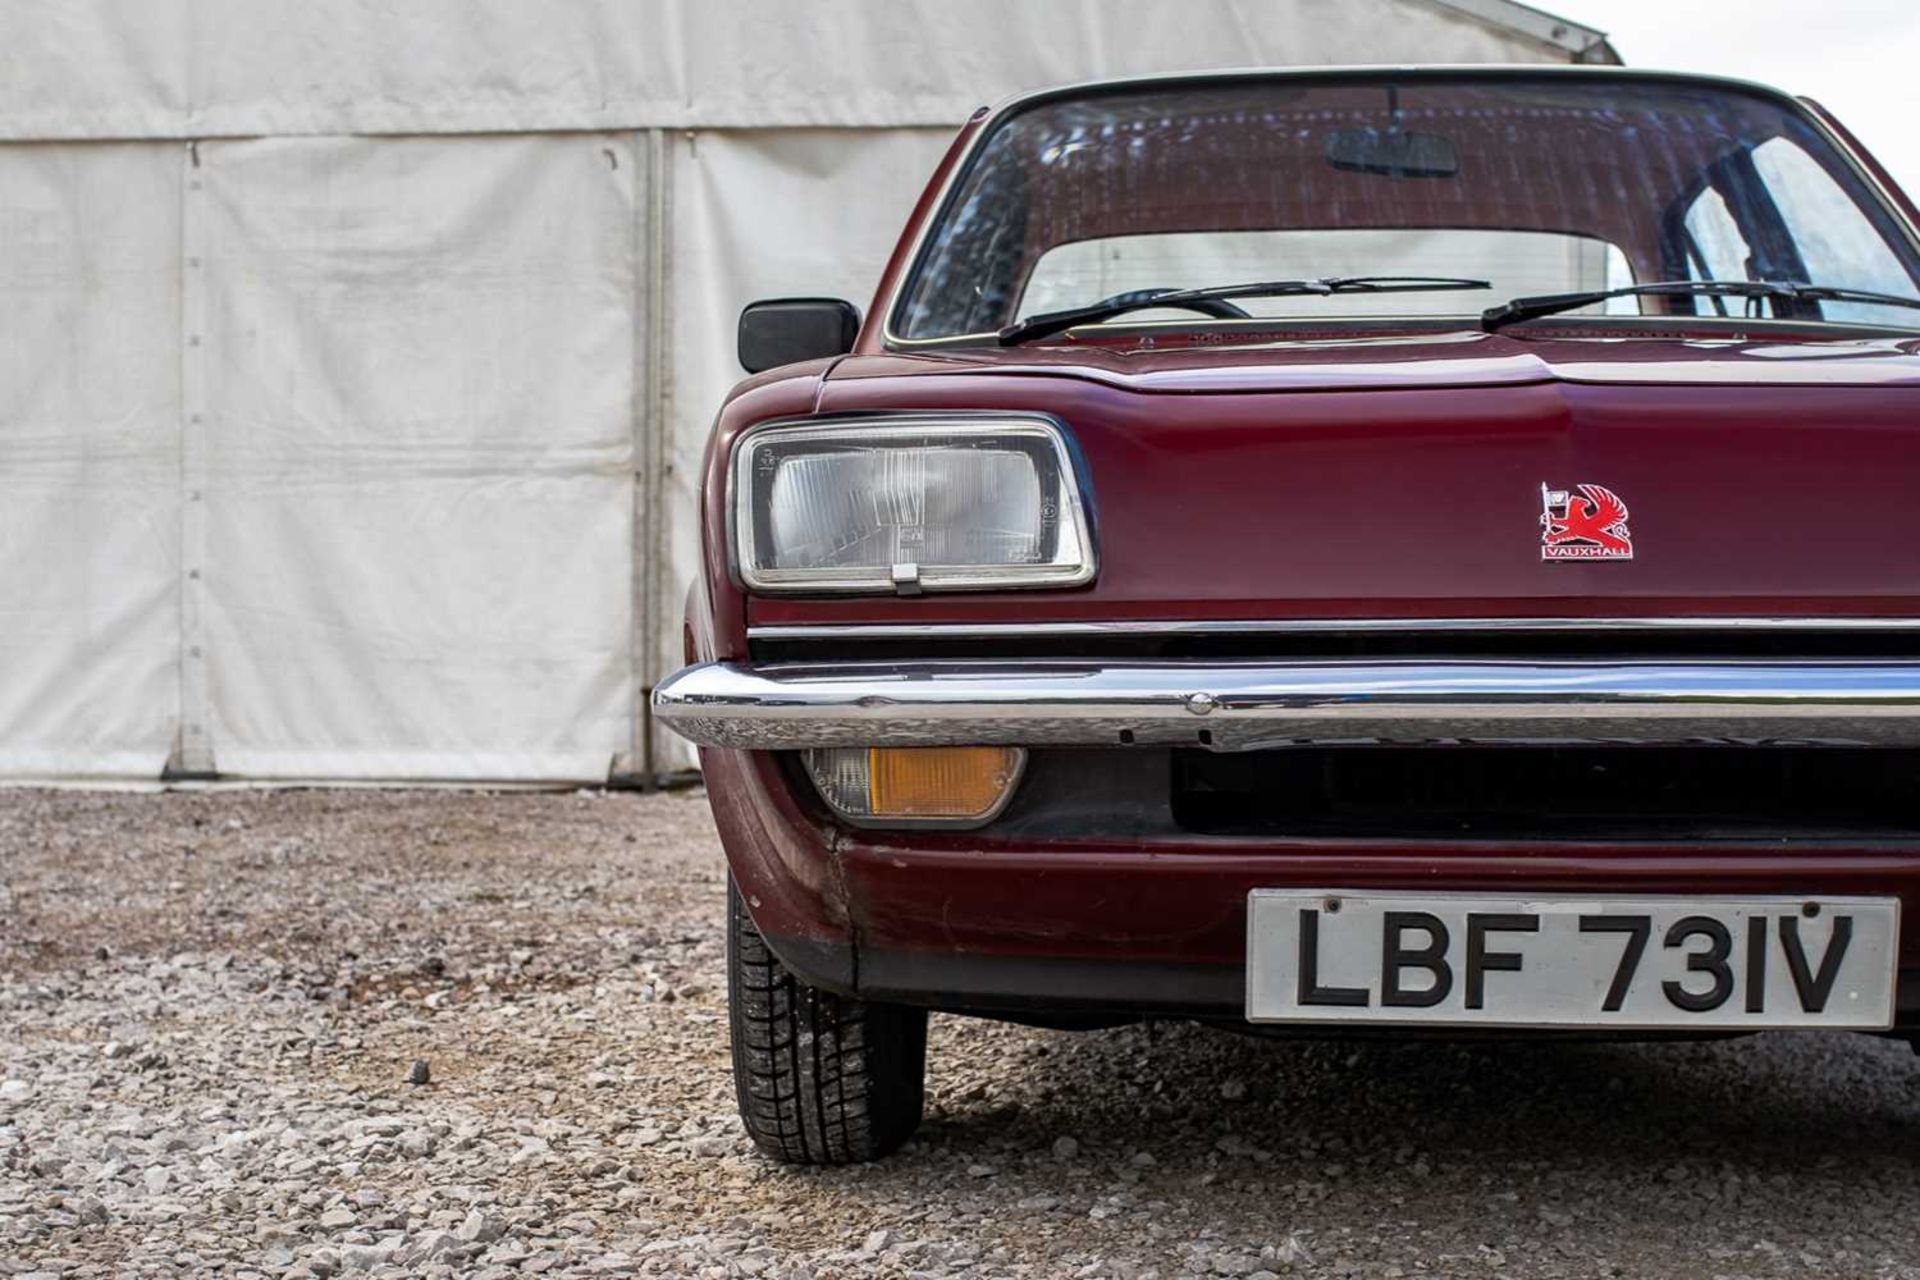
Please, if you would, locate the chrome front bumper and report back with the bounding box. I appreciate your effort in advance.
[651,659,1920,751]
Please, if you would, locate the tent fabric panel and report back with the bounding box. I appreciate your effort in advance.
[0,0,1584,140]
[0,142,183,780]
[196,134,639,781]
[654,126,957,770]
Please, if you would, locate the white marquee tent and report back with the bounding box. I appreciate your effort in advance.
[0,0,1614,785]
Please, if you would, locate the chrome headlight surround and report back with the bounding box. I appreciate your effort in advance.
[730,413,1096,595]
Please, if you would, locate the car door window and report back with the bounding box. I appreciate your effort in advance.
[1752,137,1919,326]
[1683,187,1752,282]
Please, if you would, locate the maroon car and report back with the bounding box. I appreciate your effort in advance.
[654,67,1920,1164]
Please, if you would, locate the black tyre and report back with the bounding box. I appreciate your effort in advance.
[727,878,927,1163]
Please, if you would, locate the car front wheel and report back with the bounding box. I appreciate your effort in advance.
[726,878,927,1164]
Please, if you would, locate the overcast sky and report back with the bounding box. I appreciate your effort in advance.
[1554,0,1920,195]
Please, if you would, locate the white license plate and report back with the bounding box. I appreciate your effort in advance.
[1246,891,1899,1030]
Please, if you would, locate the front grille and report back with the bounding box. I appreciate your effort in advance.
[1173,745,1920,841]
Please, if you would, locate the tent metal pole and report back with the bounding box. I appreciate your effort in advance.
[172,139,217,779]
[627,126,674,788]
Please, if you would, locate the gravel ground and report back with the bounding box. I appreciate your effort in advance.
[3,788,1920,1279]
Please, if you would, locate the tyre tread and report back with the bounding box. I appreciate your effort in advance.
[727,882,925,1164]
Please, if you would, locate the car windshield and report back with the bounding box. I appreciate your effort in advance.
[891,74,1920,342]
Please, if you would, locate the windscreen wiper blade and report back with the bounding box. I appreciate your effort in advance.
[997,276,1492,346]
[1482,279,1920,332]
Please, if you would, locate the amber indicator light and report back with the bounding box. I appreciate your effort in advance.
[866,746,1023,819]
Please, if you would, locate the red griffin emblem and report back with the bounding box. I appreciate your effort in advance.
[1540,483,1633,561]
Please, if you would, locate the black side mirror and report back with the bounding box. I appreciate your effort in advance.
[738,298,861,374]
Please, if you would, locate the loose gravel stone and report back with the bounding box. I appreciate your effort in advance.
[458,1209,505,1245]
[3,787,1920,1278]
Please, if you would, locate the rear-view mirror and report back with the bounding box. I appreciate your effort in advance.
[738,298,861,374]
[1325,126,1460,179]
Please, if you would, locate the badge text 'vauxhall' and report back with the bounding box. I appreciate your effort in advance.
[1541,483,1633,561]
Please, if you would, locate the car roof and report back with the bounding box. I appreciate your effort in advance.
[978,64,1801,122]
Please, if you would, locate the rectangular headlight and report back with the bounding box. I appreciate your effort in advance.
[732,415,1094,593]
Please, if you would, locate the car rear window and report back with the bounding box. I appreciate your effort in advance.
[892,74,1920,341]
[1018,228,1636,320]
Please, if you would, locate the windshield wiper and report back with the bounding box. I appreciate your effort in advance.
[1482,279,1920,332]
[997,276,1492,346]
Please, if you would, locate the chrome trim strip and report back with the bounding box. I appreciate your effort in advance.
[653,658,1920,751]
[748,617,1920,641]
